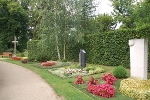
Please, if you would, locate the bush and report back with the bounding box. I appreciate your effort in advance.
[20,53,25,57]
[120,77,150,100]
[62,59,67,62]
[36,53,49,62]
[113,65,127,78]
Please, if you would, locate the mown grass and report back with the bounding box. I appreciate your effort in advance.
[1,58,149,100]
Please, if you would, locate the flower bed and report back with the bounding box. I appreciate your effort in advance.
[48,65,105,78]
[12,57,21,60]
[41,61,56,66]
[48,67,88,78]
[74,74,117,98]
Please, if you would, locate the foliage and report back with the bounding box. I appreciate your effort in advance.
[83,26,150,71]
[91,14,116,32]
[109,0,136,29]
[21,59,28,64]
[0,0,31,52]
[83,65,105,75]
[133,0,150,28]
[113,65,127,78]
[120,77,150,100]
[27,40,39,61]
[62,59,67,62]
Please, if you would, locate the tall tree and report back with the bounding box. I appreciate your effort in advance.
[0,0,31,52]
[133,0,150,28]
[90,14,115,32]
[110,0,137,29]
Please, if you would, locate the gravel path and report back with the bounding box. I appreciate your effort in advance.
[0,61,64,100]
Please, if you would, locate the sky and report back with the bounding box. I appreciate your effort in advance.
[95,0,113,15]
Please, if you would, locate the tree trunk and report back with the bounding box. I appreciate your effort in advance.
[55,35,61,61]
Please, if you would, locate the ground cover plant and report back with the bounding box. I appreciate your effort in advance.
[120,77,150,100]
[48,63,105,78]
[2,59,150,100]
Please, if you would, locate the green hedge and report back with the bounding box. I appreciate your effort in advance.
[27,40,58,61]
[84,26,150,71]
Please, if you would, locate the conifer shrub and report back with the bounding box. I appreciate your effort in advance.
[113,65,127,78]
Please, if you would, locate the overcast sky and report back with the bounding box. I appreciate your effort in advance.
[95,0,113,15]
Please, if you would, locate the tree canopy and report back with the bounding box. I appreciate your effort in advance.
[0,0,31,52]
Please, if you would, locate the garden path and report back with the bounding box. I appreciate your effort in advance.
[0,60,64,100]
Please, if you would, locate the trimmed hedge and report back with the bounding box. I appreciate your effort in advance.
[84,26,150,71]
[27,40,58,61]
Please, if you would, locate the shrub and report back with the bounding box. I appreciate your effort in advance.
[62,59,67,62]
[21,59,28,63]
[120,77,150,100]
[113,65,127,78]
[20,53,25,57]
[36,53,49,62]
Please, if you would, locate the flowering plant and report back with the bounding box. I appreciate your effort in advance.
[40,61,55,66]
[101,73,117,85]
[21,59,28,63]
[74,76,84,84]
[87,73,116,98]
[87,83,116,98]
[12,57,21,60]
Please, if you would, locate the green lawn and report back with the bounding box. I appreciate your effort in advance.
[1,59,149,100]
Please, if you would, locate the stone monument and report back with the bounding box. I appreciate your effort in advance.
[129,39,148,79]
[12,36,18,57]
[79,49,86,67]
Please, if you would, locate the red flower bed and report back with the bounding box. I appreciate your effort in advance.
[87,74,116,98]
[12,57,21,60]
[40,61,56,66]
[74,73,117,98]
[87,83,116,98]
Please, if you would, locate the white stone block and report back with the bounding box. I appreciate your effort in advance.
[129,39,148,79]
